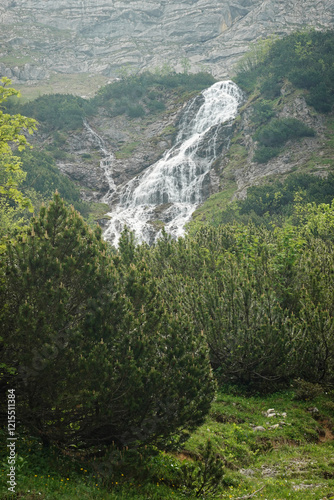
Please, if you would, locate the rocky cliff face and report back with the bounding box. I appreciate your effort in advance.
[206,81,330,203]
[34,91,183,210]
[1,0,333,86]
[231,92,327,200]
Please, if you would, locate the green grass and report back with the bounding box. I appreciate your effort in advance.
[0,56,33,66]
[115,142,141,159]
[187,181,238,233]
[1,389,333,499]
[181,389,334,499]
[86,202,111,226]
[14,73,109,102]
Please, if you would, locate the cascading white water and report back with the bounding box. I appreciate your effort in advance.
[103,80,243,246]
[83,120,117,202]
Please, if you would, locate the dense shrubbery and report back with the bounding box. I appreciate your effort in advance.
[11,94,95,132]
[4,70,214,129]
[2,59,334,498]
[93,71,216,117]
[253,145,280,163]
[19,149,90,216]
[213,172,334,228]
[251,100,275,126]
[5,71,215,128]
[254,118,315,148]
[3,193,334,451]
[240,173,334,217]
[0,195,216,450]
[235,29,334,113]
[252,118,315,162]
[234,30,334,163]
[96,71,215,103]
[135,205,334,390]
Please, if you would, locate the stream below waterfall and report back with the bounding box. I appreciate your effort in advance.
[94,80,243,246]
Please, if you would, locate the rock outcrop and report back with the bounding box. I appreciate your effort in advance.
[230,89,327,200]
[0,0,333,85]
[34,92,182,205]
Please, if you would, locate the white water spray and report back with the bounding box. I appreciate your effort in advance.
[83,120,117,202]
[103,80,243,246]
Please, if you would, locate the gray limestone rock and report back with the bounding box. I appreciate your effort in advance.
[253,426,266,432]
[0,0,333,85]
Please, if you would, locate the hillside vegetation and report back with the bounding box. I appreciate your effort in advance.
[3,70,216,225]
[1,194,334,499]
[235,29,334,113]
[189,29,334,230]
[1,31,334,500]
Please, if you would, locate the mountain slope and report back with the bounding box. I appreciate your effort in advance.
[0,0,333,95]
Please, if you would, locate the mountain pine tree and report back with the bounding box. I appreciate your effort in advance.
[1,194,216,448]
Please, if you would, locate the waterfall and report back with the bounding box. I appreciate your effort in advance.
[83,119,117,202]
[103,80,243,246]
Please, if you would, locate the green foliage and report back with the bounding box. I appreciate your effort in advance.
[127,104,146,118]
[94,71,216,118]
[0,195,215,451]
[293,379,324,401]
[11,93,94,132]
[19,149,90,217]
[179,440,224,497]
[297,199,334,241]
[288,68,319,89]
[1,389,334,499]
[306,81,333,113]
[259,74,282,99]
[235,172,334,221]
[2,71,215,165]
[252,118,315,163]
[253,145,281,163]
[251,100,275,126]
[234,36,278,93]
[235,29,334,113]
[135,203,334,389]
[254,118,315,147]
[0,77,37,214]
[235,31,334,167]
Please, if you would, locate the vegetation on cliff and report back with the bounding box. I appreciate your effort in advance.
[235,29,334,114]
[1,30,334,499]
[234,29,334,163]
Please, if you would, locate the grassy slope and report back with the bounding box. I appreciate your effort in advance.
[13,73,109,102]
[1,390,333,499]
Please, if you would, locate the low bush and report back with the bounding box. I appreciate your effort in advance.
[254,118,315,148]
[251,100,275,126]
[293,379,324,401]
[253,145,281,163]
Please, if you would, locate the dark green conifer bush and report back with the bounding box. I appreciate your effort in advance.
[0,194,216,450]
